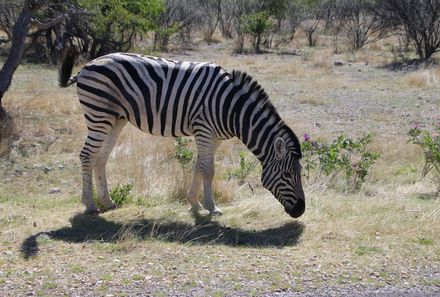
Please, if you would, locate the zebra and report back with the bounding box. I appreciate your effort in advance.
[58,48,305,218]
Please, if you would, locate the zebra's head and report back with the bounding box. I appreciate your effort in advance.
[261,136,305,218]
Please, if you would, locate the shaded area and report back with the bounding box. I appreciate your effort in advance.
[21,214,304,259]
[417,192,439,200]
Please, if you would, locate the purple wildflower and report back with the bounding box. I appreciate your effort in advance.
[304,133,310,142]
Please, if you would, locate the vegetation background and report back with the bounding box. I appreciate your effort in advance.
[0,0,439,296]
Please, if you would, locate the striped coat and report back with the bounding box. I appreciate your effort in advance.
[59,50,305,218]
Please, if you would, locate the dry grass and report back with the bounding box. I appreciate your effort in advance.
[404,67,440,88]
[296,95,327,106]
[311,49,334,73]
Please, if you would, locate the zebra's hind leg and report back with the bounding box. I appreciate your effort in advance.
[93,119,127,212]
[79,114,124,214]
[80,137,100,215]
[193,135,222,215]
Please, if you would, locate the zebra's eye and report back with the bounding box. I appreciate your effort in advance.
[282,171,292,180]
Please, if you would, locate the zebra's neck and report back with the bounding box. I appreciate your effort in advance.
[236,109,285,166]
[217,71,289,166]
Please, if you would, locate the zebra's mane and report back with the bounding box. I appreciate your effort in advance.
[231,70,302,158]
[231,70,270,106]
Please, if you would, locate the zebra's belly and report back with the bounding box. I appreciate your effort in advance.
[127,102,195,138]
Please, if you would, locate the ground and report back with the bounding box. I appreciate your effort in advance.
[0,38,439,296]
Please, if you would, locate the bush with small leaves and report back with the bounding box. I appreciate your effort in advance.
[174,137,194,172]
[110,183,134,207]
[230,151,258,184]
[93,182,134,209]
[302,133,380,191]
[408,123,440,192]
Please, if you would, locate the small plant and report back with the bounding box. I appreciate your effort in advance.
[302,133,380,191]
[93,182,133,209]
[417,237,434,246]
[355,245,383,256]
[110,182,134,207]
[229,151,258,184]
[408,123,440,192]
[170,137,195,202]
[174,137,194,171]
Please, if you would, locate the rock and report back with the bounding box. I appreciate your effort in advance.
[43,166,51,174]
[334,61,344,66]
[48,188,61,194]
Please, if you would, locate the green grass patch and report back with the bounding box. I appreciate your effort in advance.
[355,245,383,256]
[417,238,434,246]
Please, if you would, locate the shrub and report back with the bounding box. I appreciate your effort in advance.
[93,182,134,209]
[408,123,440,192]
[302,133,380,191]
[174,137,194,172]
[229,151,258,184]
[110,183,134,207]
[243,11,273,52]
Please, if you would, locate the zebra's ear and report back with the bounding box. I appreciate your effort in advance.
[274,137,287,160]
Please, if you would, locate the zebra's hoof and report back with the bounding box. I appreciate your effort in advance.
[100,205,116,213]
[210,207,223,216]
[190,207,209,217]
[84,208,99,216]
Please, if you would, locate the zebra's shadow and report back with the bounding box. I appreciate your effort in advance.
[21,213,304,259]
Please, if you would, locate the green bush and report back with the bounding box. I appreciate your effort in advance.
[229,151,258,184]
[110,183,134,207]
[243,11,274,52]
[93,182,133,209]
[174,137,194,171]
[408,123,440,192]
[302,133,380,191]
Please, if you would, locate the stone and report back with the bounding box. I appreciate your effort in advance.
[48,188,61,194]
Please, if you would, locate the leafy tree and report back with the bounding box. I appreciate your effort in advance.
[230,0,259,53]
[244,11,273,52]
[152,0,202,50]
[0,0,86,154]
[260,0,304,47]
[80,0,163,57]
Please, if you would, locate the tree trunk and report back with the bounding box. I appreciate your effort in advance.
[256,34,261,53]
[0,0,37,153]
[0,1,35,105]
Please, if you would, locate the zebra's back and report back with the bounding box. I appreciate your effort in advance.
[77,53,227,137]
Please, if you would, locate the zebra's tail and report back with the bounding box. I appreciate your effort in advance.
[58,46,78,88]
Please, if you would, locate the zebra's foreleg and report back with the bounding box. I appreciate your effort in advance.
[187,164,204,215]
[94,119,127,212]
[194,135,222,215]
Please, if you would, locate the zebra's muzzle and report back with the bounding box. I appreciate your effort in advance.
[285,198,305,218]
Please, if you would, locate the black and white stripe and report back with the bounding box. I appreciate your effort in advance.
[59,50,305,218]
